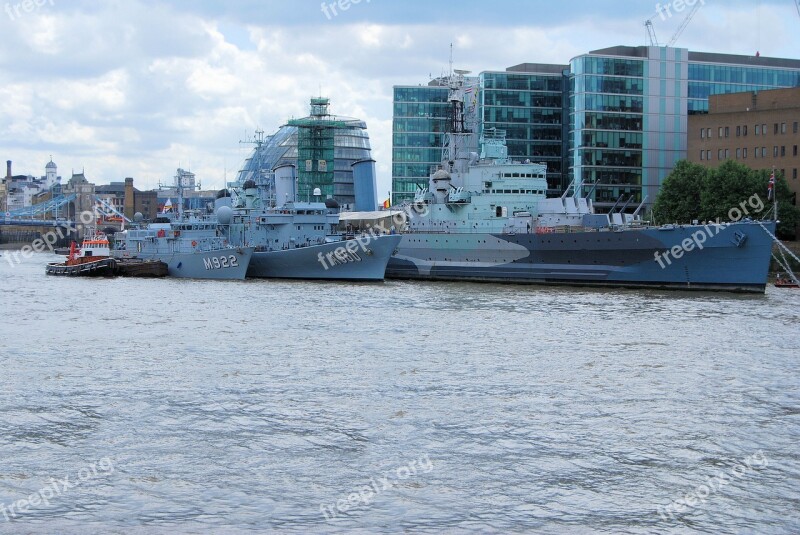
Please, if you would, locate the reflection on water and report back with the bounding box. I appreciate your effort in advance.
[0,252,798,533]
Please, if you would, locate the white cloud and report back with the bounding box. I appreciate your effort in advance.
[0,0,797,198]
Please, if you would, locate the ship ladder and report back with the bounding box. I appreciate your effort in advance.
[756,221,800,285]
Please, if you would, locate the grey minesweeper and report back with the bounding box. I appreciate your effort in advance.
[113,173,254,280]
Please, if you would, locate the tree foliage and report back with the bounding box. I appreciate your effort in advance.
[652,160,799,239]
[651,160,706,224]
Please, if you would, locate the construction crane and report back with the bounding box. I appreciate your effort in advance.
[645,19,659,46]
[795,0,800,18]
[644,1,702,47]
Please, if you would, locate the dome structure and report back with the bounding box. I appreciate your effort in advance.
[235,99,375,210]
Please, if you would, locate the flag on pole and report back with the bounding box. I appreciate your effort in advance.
[768,171,775,201]
[163,198,173,213]
[382,198,391,209]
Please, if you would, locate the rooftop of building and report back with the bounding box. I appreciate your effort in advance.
[504,63,569,74]
[96,182,134,195]
[586,45,800,69]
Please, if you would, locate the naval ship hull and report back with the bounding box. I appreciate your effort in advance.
[247,234,402,280]
[386,221,775,293]
[114,247,254,280]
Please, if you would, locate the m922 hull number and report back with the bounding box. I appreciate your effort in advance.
[203,255,240,270]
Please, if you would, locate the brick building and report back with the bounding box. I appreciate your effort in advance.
[688,87,799,203]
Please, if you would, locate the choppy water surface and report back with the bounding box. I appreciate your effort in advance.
[0,252,798,534]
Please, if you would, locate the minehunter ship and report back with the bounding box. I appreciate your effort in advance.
[386,72,777,293]
[113,218,253,280]
[113,176,253,280]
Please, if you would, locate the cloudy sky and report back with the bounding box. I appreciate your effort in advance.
[1,0,799,198]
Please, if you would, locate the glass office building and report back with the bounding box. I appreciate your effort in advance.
[570,46,684,209]
[393,46,800,211]
[479,64,569,193]
[392,66,568,203]
[571,46,800,210]
[392,84,452,204]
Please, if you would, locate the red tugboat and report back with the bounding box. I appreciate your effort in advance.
[46,231,118,276]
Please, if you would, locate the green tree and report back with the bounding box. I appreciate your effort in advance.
[653,160,799,239]
[651,160,707,224]
[699,160,763,222]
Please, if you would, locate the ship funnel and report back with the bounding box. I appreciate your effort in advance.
[273,164,296,207]
[242,179,257,209]
[431,168,452,203]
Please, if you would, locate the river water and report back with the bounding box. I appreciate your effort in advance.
[0,251,798,534]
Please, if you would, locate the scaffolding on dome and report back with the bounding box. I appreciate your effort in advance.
[288,98,347,201]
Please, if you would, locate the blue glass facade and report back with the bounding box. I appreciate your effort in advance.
[392,85,450,203]
[479,69,568,192]
[393,48,800,211]
[688,63,800,114]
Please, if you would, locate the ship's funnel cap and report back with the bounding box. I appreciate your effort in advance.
[432,169,451,181]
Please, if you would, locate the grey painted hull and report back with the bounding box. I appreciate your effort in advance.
[386,222,775,293]
[114,247,254,280]
[247,234,401,280]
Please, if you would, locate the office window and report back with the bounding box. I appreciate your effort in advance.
[743,125,748,136]
[706,150,711,160]
[781,123,786,134]
[718,149,723,160]
[736,148,741,159]
[774,123,779,135]
[794,145,798,156]
[781,146,786,157]
[754,147,758,159]
[794,169,798,180]
[707,128,711,138]
[700,150,705,160]
[719,127,723,138]
[794,122,798,134]
[763,124,767,135]
[725,149,730,159]
[725,127,730,138]
[736,126,741,137]
[700,128,705,139]
[774,146,778,157]
[762,147,767,157]
[743,147,747,159]
[755,124,760,135]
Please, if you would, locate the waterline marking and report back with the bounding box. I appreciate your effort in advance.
[0,457,114,522]
[657,450,768,520]
[653,193,765,269]
[320,453,433,520]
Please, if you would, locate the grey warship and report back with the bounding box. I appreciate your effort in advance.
[218,178,400,281]
[221,99,400,281]
[113,171,253,280]
[386,70,776,293]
